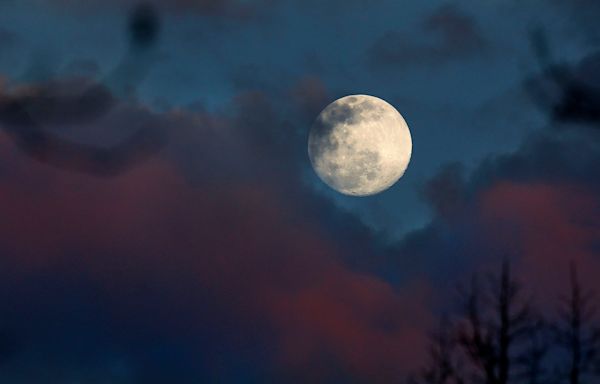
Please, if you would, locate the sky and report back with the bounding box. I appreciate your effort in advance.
[0,0,599,382]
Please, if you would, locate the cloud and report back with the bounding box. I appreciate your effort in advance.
[361,48,600,324]
[0,135,432,380]
[395,50,600,306]
[0,78,168,177]
[369,4,488,68]
[269,277,431,381]
[0,65,432,381]
[479,181,600,298]
[527,33,600,125]
[0,2,166,178]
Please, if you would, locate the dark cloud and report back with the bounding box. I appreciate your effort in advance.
[0,2,167,177]
[0,78,168,177]
[2,78,115,126]
[394,48,600,304]
[528,30,600,126]
[395,136,600,315]
[369,4,488,68]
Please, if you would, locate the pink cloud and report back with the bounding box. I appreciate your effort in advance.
[0,131,431,379]
[480,181,600,299]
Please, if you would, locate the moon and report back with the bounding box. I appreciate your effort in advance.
[308,95,412,196]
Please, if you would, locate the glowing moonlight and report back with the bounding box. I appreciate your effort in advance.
[308,95,412,196]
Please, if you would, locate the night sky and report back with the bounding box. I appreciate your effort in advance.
[0,0,599,382]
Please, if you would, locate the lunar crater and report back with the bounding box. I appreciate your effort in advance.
[308,94,412,196]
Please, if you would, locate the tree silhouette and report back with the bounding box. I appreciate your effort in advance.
[552,262,600,384]
[514,316,550,384]
[409,317,465,384]
[412,261,535,384]
[454,261,531,384]
[410,261,600,384]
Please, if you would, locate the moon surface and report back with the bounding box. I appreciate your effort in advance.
[308,95,412,196]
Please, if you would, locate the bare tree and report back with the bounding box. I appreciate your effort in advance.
[410,317,465,384]
[553,262,600,384]
[514,316,550,384]
[456,260,531,384]
[410,261,600,383]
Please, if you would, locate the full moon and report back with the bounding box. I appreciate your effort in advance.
[308,95,412,196]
